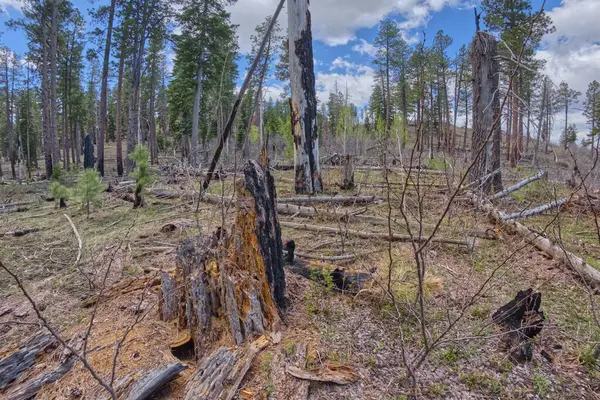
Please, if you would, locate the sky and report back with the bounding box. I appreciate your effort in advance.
[0,0,598,140]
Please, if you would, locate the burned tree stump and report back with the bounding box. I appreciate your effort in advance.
[340,154,354,190]
[159,160,285,359]
[492,288,545,362]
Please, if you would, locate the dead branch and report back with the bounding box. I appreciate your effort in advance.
[278,195,383,205]
[125,363,187,400]
[489,169,546,200]
[1,227,39,237]
[64,214,82,268]
[501,198,568,221]
[280,221,468,246]
[285,363,360,385]
[0,261,117,399]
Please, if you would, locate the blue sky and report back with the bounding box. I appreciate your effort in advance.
[0,0,597,139]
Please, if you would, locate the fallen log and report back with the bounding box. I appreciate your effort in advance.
[285,363,360,385]
[284,241,370,292]
[470,193,600,284]
[489,169,546,200]
[277,203,394,226]
[126,362,188,400]
[184,336,270,400]
[500,198,568,221]
[278,195,383,205]
[7,358,76,400]
[0,334,55,390]
[280,221,469,247]
[0,201,35,209]
[1,227,39,237]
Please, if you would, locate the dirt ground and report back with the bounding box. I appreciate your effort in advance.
[1,145,599,399]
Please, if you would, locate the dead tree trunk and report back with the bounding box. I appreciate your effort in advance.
[340,154,354,190]
[469,31,502,194]
[160,160,285,359]
[288,0,322,194]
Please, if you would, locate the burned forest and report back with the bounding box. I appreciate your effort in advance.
[1,0,600,399]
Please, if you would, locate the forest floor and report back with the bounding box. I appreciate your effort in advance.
[0,144,599,399]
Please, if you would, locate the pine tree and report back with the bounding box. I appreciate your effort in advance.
[75,168,107,218]
[583,80,600,155]
[557,81,581,150]
[129,144,154,208]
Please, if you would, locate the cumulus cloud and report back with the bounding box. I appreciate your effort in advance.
[351,39,378,57]
[538,0,600,139]
[229,0,467,52]
[316,62,375,107]
[0,0,22,15]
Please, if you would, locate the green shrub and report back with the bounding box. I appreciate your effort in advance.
[427,157,451,171]
[49,181,70,208]
[74,169,107,218]
[129,144,155,208]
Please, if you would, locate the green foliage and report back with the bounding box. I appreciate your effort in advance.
[561,123,578,146]
[426,157,450,171]
[532,372,551,395]
[129,144,155,207]
[438,347,461,365]
[51,164,65,182]
[49,181,70,208]
[74,169,107,218]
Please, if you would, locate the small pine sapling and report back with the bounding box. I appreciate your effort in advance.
[74,169,107,218]
[129,144,154,208]
[49,181,70,208]
[49,165,69,208]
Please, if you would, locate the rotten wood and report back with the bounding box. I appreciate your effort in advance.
[0,335,55,390]
[285,363,360,385]
[125,362,188,400]
[184,336,270,400]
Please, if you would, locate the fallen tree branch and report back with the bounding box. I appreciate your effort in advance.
[470,194,600,284]
[280,221,468,246]
[293,251,357,261]
[285,363,360,385]
[64,214,82,267]
[501,198,567,221]
[278,195,383,205]
[1,227,39,237]
[489,169,545,200]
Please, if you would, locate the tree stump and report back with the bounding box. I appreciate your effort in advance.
[159,160,285,359]
[340,154,354,190]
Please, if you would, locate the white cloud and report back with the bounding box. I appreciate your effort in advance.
[229,0,467,52]
[538,0,600,140]
[316,65,375,108]
[0,0,22,15]
[351,39,378,57]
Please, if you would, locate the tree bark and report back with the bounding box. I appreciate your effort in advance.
[470,31,502,194]
[98,0,116,176]
[4,53,15,179]
[115,30,126,176]
[288,0,322,194]
[50,0,60,167]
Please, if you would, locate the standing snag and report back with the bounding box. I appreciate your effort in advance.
[83,134,95,169]
[469,31,502,194]
[287,0,322,194]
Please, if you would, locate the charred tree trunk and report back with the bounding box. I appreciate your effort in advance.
[470,31,502,194]
[161,160,285,359]
[97,0,116,176]
[288,0,322,194]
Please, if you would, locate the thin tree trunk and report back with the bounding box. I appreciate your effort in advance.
[533,81,546,166]
[191,61,203,167]
[510,83,519,167]
[4,54,15,179]
[149,52,158,165]
[50,0,60,167]
[98,0,116,176]
[288,0,322,194]
[115,32,126,176]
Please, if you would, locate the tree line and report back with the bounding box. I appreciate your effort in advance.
[0,0,598,185]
